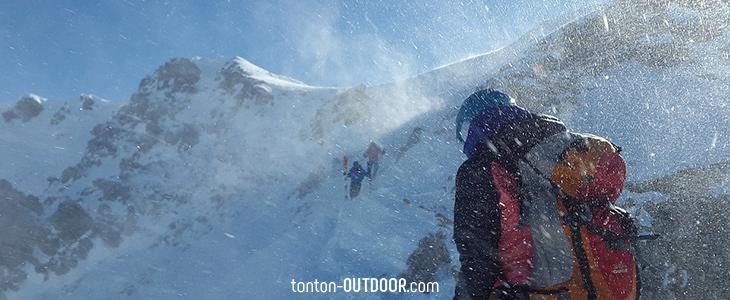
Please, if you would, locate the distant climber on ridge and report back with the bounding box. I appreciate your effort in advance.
[363,141,385,180]
[347,161,369,199]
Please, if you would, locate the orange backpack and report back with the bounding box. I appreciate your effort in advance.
[494,132,647,300]
[537,135,638,300]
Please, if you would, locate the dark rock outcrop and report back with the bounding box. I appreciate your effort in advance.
[2,95,45,122]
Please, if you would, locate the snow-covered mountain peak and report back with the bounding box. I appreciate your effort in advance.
[218,56,314,89]
[0,92,119,194]
[2,93,47,123]
[76,94,110,111]
[228,56,296,82]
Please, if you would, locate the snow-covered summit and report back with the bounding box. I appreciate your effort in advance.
[1,93,47,122]
[222,56,312,89]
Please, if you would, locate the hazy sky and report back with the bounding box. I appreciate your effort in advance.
[0,0,605,102]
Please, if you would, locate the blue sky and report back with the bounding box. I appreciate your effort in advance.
[0,0,604,102]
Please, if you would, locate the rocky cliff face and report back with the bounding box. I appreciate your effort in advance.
[626,161,730,299]
[2,94,46,122]
[0,57,340,298]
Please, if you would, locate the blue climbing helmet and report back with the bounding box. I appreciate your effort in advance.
[455,89,516,142]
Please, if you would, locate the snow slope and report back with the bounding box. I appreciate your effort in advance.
[2,0,729,299]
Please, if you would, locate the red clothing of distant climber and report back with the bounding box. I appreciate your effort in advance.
[364,142,384,164]
[363,142,385,179]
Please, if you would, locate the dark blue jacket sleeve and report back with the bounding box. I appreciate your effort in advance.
[453,156,502,299]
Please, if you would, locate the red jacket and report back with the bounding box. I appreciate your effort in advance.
[364,143,384,163]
